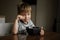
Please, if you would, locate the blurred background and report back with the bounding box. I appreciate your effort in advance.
[0,0,60,36]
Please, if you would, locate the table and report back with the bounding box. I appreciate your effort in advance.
[0,32,60,40]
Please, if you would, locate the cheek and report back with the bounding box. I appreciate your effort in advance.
[28,15,31,19]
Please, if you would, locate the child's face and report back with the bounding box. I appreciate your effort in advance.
[20,7,31,22]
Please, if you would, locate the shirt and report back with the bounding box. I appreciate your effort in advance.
[18,20,35,33]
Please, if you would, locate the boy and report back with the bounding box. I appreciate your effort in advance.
[12,3,44,35]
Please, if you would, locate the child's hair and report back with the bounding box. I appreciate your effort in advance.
[17,3,31,15]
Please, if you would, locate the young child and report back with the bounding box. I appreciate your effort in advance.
[12,3,44,35]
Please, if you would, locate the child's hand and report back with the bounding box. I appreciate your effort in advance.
[40,26,44,36]
[17,15,25,20]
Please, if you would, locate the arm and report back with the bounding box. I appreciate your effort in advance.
[12,15,20,34]
[12,15,25,34]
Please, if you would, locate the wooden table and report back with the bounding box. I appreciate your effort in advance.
[0,32,60,40]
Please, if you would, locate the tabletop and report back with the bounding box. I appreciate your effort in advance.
[0,32,60,40]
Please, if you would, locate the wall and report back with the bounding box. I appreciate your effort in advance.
[36,0,57,31]
[0,0,20,22]
[31,5,36,25]
[56,0,60,32]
